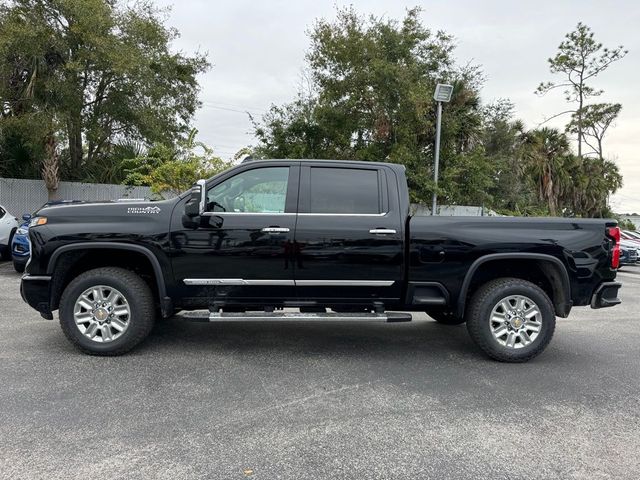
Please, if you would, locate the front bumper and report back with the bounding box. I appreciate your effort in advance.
[12,242,29,258]
[20,274,53,319]
[12,254,28,266]
[590,282,622,309]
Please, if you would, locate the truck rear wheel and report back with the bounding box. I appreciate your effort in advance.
[59,267,155,356]
[465,278,555,362]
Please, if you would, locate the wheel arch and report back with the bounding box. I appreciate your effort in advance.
[7,226,16,246]
[456,253,572,319]
[47,243,171,316]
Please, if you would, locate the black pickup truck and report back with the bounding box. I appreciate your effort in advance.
[21,159,622,362]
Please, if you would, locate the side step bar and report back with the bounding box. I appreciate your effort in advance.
[176,311,412,323]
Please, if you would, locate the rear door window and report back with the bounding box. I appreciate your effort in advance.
[309,167,380,214]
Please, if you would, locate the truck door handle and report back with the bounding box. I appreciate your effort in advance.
[261,227,290,233]
[369,228,396,234]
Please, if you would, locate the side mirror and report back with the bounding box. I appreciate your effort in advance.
[184,179,206,217]
[22,213,32,222]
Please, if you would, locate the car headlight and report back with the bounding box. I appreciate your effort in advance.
[28,216,47,227]
[16,227,28,235]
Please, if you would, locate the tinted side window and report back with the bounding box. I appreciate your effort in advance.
[206,167,289,213]
[0,207,5,218]
[309,168,380,214]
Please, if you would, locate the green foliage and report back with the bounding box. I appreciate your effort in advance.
[0,2,624,218]
[253,9,624,218]
[537,22,627,103]
[618,218,636,231]
[146,160,217,198]
[520,127,622,217]
[123,129,231,198]
[441,150,494,207]
[480,100,537,213]
[254,7,484,205]
[536,22,627,157]
[0,0,209,189]
[533,22,626,216]
[566,103,621,159]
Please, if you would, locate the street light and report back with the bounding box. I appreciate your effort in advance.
[431,83,453,215]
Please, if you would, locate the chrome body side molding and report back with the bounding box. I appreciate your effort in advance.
[295,280,395,286]
[183,279,395,287]
[183,279,295,286]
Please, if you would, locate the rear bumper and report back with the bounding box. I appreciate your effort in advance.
[20,275,53,319]
[590,282,622,309]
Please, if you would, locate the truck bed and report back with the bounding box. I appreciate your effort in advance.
[408,215,617,311]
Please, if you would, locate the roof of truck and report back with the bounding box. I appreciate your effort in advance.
[243,158,406,171]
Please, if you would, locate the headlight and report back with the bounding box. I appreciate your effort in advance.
[16,227,28,235]
[28,216,47,227]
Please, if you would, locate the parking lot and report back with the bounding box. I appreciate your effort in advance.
[0,261,639,479]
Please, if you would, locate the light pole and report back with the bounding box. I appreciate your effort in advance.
[431,83,453,215]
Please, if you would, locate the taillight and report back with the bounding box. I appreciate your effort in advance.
[608,226,620,269]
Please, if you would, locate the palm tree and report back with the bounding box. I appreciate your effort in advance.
[568,157,622,217]
[523,128,572,215]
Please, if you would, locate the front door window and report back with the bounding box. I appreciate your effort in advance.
[206,167,289,213]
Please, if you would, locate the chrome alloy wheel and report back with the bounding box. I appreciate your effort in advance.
[73,285,131,343]
[489,295,542,349]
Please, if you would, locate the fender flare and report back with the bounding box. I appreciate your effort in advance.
[47,242,168,300]
[455,253,572,318]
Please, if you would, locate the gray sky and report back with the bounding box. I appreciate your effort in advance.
[154,0,640,213]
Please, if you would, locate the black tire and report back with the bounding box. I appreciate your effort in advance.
[13,259,25,273]
[465,277,556,363]
[427,309,465,325]
[0,229,14,260]
[59,267,156,356]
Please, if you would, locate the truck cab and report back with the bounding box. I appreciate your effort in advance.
[172,160,406,309]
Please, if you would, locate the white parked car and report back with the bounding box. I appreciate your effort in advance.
[0,205,19,260]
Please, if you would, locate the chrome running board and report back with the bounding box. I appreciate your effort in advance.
[177,311,412,323]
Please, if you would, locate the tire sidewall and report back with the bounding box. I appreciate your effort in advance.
[2,230,16,260]
[468,281,555,360]
[60,270,151,354]
[13,259,25,273]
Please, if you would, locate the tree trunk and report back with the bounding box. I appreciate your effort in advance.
[597,137,603,160]
[67,113,83,177]
[42,134,60,201]
[577,89,583,158]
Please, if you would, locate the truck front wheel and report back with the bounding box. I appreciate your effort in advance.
[59,267,155,355]
[465,278,556,362]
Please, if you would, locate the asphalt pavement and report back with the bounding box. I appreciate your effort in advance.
[0,260,639,479]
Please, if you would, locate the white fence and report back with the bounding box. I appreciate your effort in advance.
[0,177,152,216]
